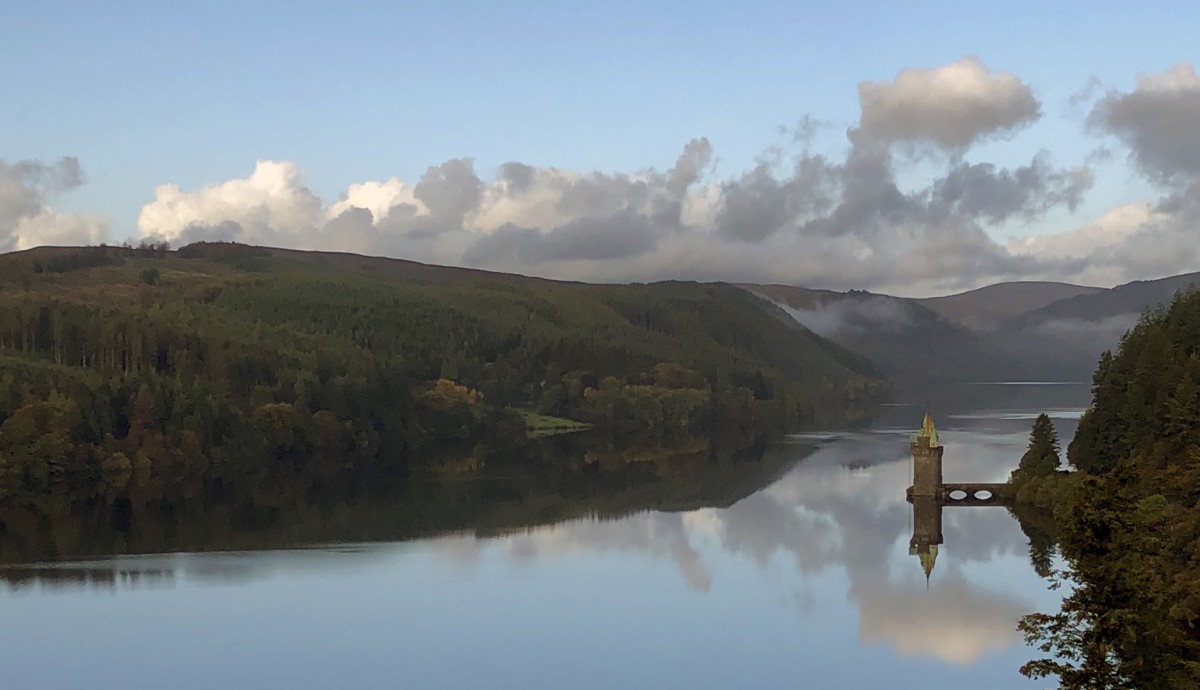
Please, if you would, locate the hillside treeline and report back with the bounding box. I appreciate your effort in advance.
[1018,288,1200,689]
[0,243,886,501]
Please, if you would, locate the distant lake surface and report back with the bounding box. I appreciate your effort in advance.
[0,383,1090,689]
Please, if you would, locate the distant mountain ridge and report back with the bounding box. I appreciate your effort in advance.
[919,281,1103,331]
[742,284,1022,388]
[744,271,1200,387]
[1003,272,1200,329]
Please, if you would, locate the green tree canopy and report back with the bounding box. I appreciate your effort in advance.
[1016,412,1061,480]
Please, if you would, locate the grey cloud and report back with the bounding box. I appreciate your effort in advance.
[904,222,1059,289]
[1067,76,1104,112]
[1089,62,1200,185]
[716,155,839,242]
[0,158,85,233]
[0,157,105,251]
[497,162,536,192]
[557,174,650,218]
[785,115,829,146]
[414,158,484,229]
[0,167,45,235]
[716,163,797,242]
[666,137,712,197]
[854,56,1040,149]
[797,147,914,238]
[929,155,1092,224]
[711,140,1085,293]
[463,211,661,266]
[20,156,85,192]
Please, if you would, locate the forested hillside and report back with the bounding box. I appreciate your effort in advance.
[1018,288,1200,688]
[0,243,886,501]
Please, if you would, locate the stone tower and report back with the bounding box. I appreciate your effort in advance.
[909,412,943,498]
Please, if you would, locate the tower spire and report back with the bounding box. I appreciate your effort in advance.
[920,410,939,447]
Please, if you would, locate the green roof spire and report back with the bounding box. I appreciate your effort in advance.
[919,411,939,447]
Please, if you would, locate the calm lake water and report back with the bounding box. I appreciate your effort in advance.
[0,383,1089,689]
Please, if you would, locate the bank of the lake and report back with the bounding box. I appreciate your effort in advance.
[0,382,1090,689]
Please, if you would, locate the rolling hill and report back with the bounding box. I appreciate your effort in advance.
[748,271,1200,386]
[919,281,1102,331]
[988,272,1200,380]
[742,284,1022,388]
[0,242,890,501]
[1003,272,1200,328]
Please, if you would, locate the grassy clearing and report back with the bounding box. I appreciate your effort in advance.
[517,410,593,438]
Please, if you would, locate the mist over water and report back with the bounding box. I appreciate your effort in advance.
[0,383,1089,689]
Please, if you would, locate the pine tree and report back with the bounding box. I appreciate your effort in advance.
[1015,413,1061,482]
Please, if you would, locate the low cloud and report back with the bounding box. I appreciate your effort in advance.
[775,297,918,338]
[1030,313,1142,345]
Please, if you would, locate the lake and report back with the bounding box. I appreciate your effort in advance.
[0,382,1089,689]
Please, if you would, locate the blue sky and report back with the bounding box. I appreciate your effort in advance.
[3,1,1198,293]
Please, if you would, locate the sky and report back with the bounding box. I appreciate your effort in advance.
[2,0,1198,296]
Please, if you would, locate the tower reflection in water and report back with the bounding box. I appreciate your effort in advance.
[909,495,943,583]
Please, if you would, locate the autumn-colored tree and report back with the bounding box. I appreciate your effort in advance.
[251,403,298,457]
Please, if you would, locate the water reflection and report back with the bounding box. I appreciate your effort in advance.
[0,565,176,592]
[0,383,1091,689]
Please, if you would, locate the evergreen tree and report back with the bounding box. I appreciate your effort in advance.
[1013,413,1061,484]
[1021,287,1200,687]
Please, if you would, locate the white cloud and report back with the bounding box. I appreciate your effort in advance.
[1134,62,1200,93]
[1011,202,1160,256]
[138,160,322,240]
[11,210,107,250]
[859,582,1026,665]
[327,179,423,224]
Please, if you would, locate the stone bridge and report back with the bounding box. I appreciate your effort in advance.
[905,413,1012,507]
